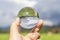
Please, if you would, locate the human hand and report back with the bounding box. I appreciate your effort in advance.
[9,17,43,40]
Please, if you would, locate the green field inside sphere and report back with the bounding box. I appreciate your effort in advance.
[18,7,38,18]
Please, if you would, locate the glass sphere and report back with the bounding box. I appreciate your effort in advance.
[18,7,39,29]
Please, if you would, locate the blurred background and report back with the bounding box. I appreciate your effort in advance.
[0,0,60,40]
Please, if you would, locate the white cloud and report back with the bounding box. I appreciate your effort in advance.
[0,11,2,14]
[43,20,54,26]
[0,10,17,27]
[8,0,37,7]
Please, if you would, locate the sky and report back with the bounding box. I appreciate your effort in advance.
[0,0,60,27]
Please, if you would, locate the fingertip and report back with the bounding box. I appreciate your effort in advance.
[16,17,20,21]
[36,19,43,26]
[15,17,20,23]
[38,19,43,24]
[13,17,20,26]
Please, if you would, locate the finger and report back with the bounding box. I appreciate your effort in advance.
[10,17,20,34]
[9,17,23,40]
[33,32,40,39]
[15,17,20,26]
[27,32,40,40]
[11,17,20,26]
[31,20,43,32]
[15,17,20,32]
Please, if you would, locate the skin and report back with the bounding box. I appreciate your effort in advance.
[9,17,43,40]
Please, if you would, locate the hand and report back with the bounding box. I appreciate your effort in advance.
[9,17,43,40]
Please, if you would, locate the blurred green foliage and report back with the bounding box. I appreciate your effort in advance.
[0,33,60,40]
[0,24,60,40]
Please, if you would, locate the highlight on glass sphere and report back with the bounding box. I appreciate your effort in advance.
[18,7,39,29]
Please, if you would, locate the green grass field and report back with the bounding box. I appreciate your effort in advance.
[0,33,60,40]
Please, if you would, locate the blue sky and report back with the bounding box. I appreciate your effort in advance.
[0,0,60,27]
